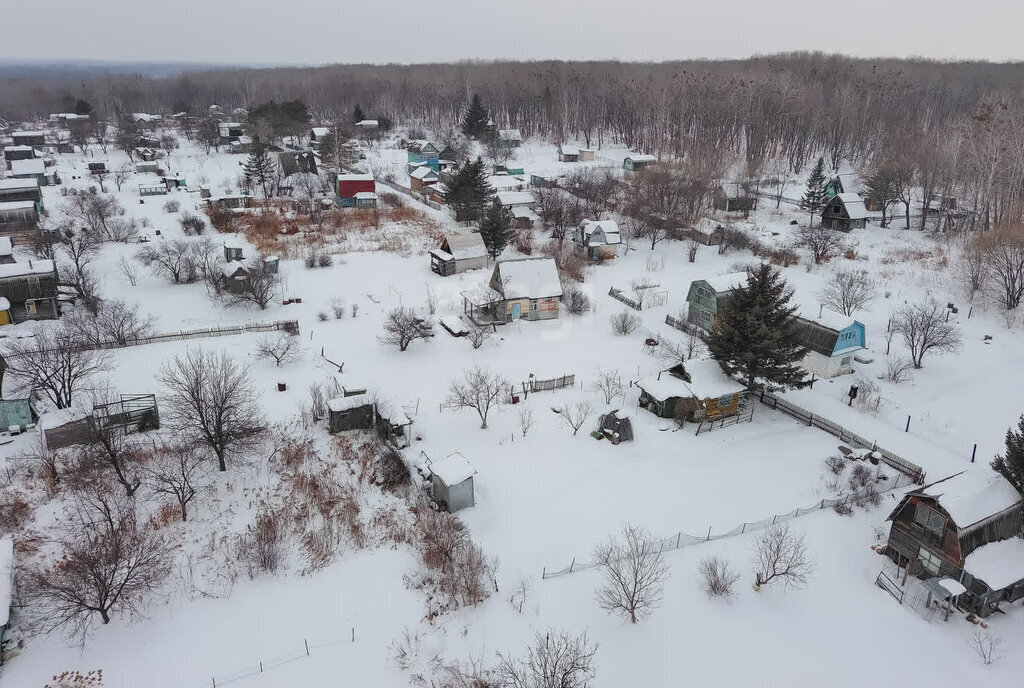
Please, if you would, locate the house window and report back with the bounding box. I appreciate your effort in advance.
[918,547,941,576]
[841,356,852,365]
[530,300,538,312]
[913,503,947,537]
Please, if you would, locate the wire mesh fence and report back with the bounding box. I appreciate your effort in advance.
[207,632,358,687]
[541,474,916,580]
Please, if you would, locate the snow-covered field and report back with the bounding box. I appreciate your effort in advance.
[1,132,1023,687]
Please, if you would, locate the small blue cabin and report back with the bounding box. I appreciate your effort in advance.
[795,309,866,378]
[407,141,441,171]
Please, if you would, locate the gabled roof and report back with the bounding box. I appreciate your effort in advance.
[918,470,1022,529]
[0,178,39,192]
[579,219,621,246]
[496,191,534,206]
[410,166,438,181]
[0,237,12,256]
[11,130,46,137]
[834,192,868,220]
[0,259,54,279]
[11,159,46,176]
[443,231,487,260]
[498,129,522,140]
[355,119,379,127]
[560,145,580,156]
[798,307,856,333]
[430,452,475,486]
[0,200,38,212]
[625,153,657,163]
[327,392,373,413]
[702,272,748,293]
[964,537,1024,590]
[311,127,330,137]
[636,360,745,401]
[493,257,562,299]
[692,217,722,236]
[337,173,375,182]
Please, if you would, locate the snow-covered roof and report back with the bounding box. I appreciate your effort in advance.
[0,297,10,311]
[626,154,657,163]
[0,536,12,627]
[219,262,247,278]
[799,307,857,333]
[0,200,38,212]
[0,178,38,191]
[444,231,487,260]
[487,175,525,191]
[681,359,747,398]
[498,129,522,140]
[496,191,534,207]
[11,130,45,137]
[11,158,46,176]
[354,191,377,200]
[580,219,621,246]
[560,145,580,156]
[337,173,374,182]
[703,272,749,293]
[637,360,745,401]
[410,166,438,181]
[220,121,242,129]
[0,259,53,279]
[0,237,12,256]
[355,119,379,127]
[311,127,330,137]
[921,470,1022,529]
[692,217,721,236]
[965,538,1024,590]
[327,394,373,413]
[836,193,868,220]
[3,145,33,153]
[430,452,475,486]
[430,249,454,262]
[494,257,562,299]
[512,207,539,221]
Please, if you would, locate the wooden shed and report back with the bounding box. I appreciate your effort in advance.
[794,309,866,379]
[0,259,59,322]
[573,219,621,261]
[431,231,488,276]
[821,193,868,232]
[636,360,746,422]
[623,154,656,171]
[337,174,375,206]
[685,272,749,331]
[429,452,476,513]
[884,470,1024,617]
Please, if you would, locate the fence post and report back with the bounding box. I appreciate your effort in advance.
[820,499,825,509]
[772,514,777,524]
[260,662,264,673]
[741,523,746,533]
[542,567,546,579]
[569,557,575,573]
[305,638,310,655]
[676,532,681,548]
[706,526,712,541]
[352,627,355,642]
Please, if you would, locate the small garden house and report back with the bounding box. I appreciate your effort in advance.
[685,272,749,331]
[795,309,866,378]
[431,231,488,276]
[573,219,621,261]
[429,452,476,513]
[623,154,656,171]
[821,193,868,232]
[636,360,746,422]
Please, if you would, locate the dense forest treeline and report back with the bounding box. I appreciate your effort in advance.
[4,53,1024,226]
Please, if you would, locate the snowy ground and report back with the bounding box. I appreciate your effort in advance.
[1,133,1022,687]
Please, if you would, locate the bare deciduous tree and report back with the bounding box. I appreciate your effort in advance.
[3,326,111,409]
[593,523,669,623]
[796,224,845,264]
[979,226,1024,310]
[145,443,207,522]
[443,365,508,429]
[379,307,434,352]
[113,163,132,192]
[817,270,876,316]
[497,629,598,688]
[136,239,203,284]
[227,257,279,310]
[968,631,1002,666]
[752,524,814,590]
[256,332,300,366]
[118,255,139,286]
[64,191,124,241]
[518,407,534,436]
[891,299,962,368]
[593,369,623,404]
[67,300,158,346]
[468,324,492,350]
[157,349,266,471]
[25,502,170,639]
[699,556,741,599]
[559,400,594,436]
[534,187,583,246]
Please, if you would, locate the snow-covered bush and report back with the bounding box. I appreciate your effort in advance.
[610,310,640,335]
[699,556,740,599]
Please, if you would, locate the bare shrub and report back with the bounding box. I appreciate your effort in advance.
[379,307,434,351]
[145,443,207,522]
[818,270,876,316]
[308,382,327,422]
[852,482,882,509]
[848,463,873,490]
[443,366,508,429]
[852,378,882,415]
[891,299,962,368]
[117,255,139,286]
[179,211,206,235]
[796,224,845,264]
[425,284,438,315]
[497,629,598,688]
[884,357,914,383]
[592,523,669,623]
[558,400,594,436]
[752,524,813,590]
[238,508,286,577]
[824,455,846,475]
[969,630,1002,665]
[561,284,592,315]
[833,500,854,516]
[407,506,498,610]
[162,199,181,213]
[468,325,492,350]
[514,229,534,255]
[610,310,640,335]
[256,332,300,366]
[699,556,740,599]
[375,445,411,492]
[0,488,33,532]
[331,299,347,319]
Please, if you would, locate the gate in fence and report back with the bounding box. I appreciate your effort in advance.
[608,287,640,311]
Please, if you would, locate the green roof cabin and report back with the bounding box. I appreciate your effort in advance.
[685,272,749,332]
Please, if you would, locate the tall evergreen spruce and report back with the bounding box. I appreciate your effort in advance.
[800,157,827,227]
[352,103,366,124]
[707,264,809,391]
[461,95,490,139]
[244,137,276,197]
[445,157,494,222]
[479,198,514,260]
[992,415,1024,494]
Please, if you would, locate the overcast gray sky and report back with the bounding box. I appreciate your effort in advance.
[3,0,1021,64]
